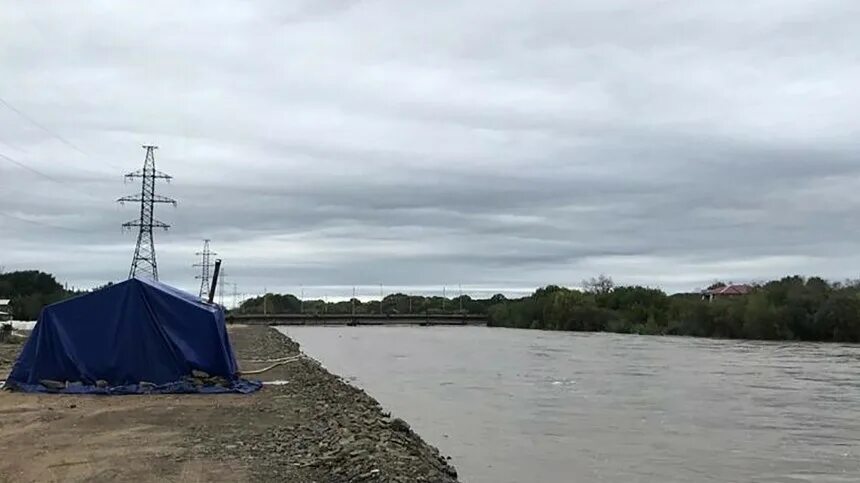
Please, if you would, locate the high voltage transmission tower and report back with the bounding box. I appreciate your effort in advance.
[118,145,176,280]
[193,239,216,298]
[218,268,227,307]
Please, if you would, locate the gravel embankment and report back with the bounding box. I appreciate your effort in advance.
[189,325,460,482]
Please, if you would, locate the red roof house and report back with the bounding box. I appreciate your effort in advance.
[702,284,753,301]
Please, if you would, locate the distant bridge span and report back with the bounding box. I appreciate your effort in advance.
[227,313,488,326]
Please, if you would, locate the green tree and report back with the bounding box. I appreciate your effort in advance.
[0,270,72,319]
[742,294,782,340]
[814,293,860,342]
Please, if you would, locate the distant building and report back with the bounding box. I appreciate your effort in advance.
[702,284,753,302]
[0,299,11,321]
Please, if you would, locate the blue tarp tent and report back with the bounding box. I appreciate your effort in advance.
[6,277,261,394]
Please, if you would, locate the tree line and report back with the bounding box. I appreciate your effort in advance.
[5,269,860,342]
[239,275,860,342]
[236,292,503,316]
[486,276,860,342]
[0,270,74,320]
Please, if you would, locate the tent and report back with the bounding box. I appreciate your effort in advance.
[5,277,261,394]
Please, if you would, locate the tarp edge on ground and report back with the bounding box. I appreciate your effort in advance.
[3,379,263,395]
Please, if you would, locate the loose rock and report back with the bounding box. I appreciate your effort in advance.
[183,326,460,482]
[390,418,412,434]
[39,379,65,390]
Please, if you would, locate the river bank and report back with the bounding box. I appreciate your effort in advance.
[0,326,459,482]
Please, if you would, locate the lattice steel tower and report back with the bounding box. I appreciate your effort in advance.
[118,145,176,280]
[194,239,216,298]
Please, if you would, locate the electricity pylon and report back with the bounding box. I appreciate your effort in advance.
[194,239,216,298]
[118,145,176,280]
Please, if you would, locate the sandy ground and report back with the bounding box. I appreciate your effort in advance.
[0,326,458,483]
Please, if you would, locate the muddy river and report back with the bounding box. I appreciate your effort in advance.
[279,326,860,483]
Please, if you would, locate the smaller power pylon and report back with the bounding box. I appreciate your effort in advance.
[193,239,216,298]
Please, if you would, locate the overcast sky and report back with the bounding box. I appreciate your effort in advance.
[1,1,859,299]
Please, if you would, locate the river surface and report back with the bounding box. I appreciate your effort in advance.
[278,326,860,483]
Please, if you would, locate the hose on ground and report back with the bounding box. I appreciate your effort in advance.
[244,356,302,363]
[239,355,304,375]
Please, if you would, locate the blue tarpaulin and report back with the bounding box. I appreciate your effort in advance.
[6,277,261,394]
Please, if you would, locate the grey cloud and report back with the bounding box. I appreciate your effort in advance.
[1,0,859,298]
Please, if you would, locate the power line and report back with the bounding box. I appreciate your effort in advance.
[0,151,64,184]
[0,96,88,156]
[0,210,89,233]
[0,150,106,201]
[0,97,126,173]
[0,150,105,230]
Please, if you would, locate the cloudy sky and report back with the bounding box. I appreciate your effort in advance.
[1,1,859,300]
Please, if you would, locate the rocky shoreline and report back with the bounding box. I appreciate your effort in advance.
[0,325,460,482]
[190,325,460,482]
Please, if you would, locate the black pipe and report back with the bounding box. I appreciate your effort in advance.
[208,259,222,304]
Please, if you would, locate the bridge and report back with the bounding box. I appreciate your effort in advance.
[227,313,488,326]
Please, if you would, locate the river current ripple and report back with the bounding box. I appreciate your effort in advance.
[279,326,860,483]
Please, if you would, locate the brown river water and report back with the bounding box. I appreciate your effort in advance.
[278,326,860,483]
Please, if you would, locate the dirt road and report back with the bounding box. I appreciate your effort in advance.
[0,326,459,482]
